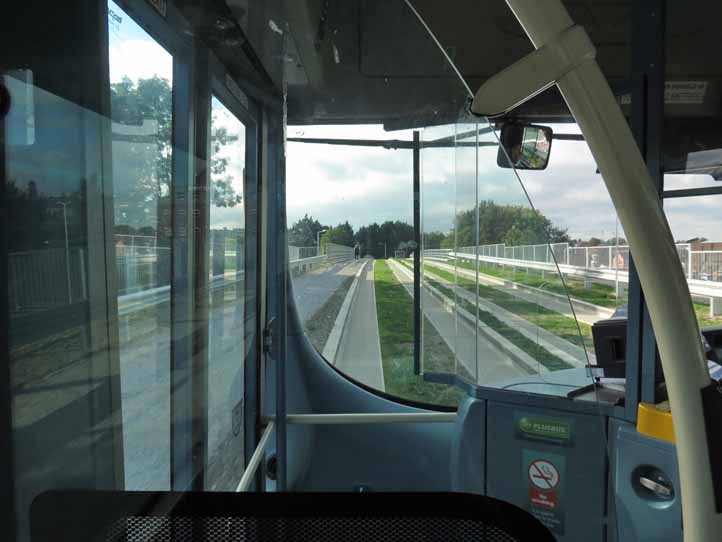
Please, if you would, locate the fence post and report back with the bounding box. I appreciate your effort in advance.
[79,248,87,300]
[127,247,135,294]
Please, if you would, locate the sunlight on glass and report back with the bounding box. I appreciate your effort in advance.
[108,0,173,490]
[206,96,246,491]
[665,195,722,329]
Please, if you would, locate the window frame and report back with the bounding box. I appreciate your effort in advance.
[202,58,261,490]
[109,0,199,490]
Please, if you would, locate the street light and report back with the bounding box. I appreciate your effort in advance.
[57,201,72,304]
[316,228,327,256]
[378,242,387,259]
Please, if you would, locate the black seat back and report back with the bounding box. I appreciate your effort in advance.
[31,491,554,542]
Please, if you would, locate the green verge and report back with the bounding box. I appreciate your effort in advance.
[417,260,594,350]
[374,260,463,407]
[405,259,593,352]
[695,302,722,329]
[405,262,572,372]
[452,258,722,329]
[455,259,625,308]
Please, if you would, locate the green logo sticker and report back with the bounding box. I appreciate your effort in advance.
[515,414,573,445]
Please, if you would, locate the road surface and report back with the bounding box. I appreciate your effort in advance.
[291,260,363,321]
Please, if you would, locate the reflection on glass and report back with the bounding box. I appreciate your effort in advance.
[665,195,722,329]
[6,80,105,542]
[109,0,173,490]
[420,124,459,383]
[3,0,262,539]
[421,120,631,395]
[206,96,246,491]
[286,124,463,407]
[454,121,481,384]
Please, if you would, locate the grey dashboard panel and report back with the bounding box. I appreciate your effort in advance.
[450,398,486,494]
[611,419,682,542]
[485,401,608,542]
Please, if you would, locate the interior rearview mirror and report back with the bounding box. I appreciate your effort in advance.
[497,123,553,170]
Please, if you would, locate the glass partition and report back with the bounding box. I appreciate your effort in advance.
[283,0,616,403]
[421,115,604,393]
[665,195,722,329]
[2,1,262,539]
[109,0,173,490]
[205,95,247,491]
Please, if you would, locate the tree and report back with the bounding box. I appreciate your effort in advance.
[110,75,242,234]
[322,221,355,248]
[288,214,326,247]
[210,125,243,208]
[424,231,447,249]
[577,237,603,247]
[4,181,86,251]
[355,223,381,257]
[354,220,414,258]
[453,200,569,247]
[110,76,172,233]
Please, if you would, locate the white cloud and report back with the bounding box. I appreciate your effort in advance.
[109,38,173,84]
[286,123,628,240]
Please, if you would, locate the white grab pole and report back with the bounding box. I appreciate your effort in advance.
[502,1,721,540]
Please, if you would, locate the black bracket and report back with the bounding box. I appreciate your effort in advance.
[263,316,276,354]
[700,381,722,513]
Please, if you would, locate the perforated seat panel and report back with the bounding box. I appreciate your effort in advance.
[32,491,553,542]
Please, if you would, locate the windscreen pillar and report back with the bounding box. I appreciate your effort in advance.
[476,1,722,539]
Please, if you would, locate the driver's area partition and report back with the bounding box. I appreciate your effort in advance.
[274,2,619,542]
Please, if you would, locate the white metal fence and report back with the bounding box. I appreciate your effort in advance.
[325,243,355,264]
[288,245,319,260]
[8,248,87,310]
[434,242,720,281]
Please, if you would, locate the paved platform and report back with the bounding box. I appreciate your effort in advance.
[334,260,385,391]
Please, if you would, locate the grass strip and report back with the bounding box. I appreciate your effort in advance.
[374,260,463,407]
[416,268,573,372]
[454,258,625,308]
[695,303,722,329]
[452,258,722,329]
[406,259,593,351]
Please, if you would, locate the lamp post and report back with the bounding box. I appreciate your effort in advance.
[57,201,72,303]
[316,228,327,256]
[378,242,387,259]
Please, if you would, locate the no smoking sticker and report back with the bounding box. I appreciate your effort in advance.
[523,451,565,535]
[528,459,559,490]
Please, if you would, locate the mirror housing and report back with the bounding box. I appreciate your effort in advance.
[497,123,553,170]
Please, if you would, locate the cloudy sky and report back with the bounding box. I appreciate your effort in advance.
[287,123,626,241]
[109,0,246,230]
[108,0,718,244]
[286,123,719,244]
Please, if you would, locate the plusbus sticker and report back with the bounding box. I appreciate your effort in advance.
[523,450,566,536]
[514,412,574,446]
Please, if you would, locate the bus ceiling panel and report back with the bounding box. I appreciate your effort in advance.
[172,0,285,101]
[666,0,722,78]
[282,0,631,127]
